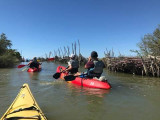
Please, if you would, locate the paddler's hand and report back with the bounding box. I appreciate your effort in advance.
[88,56,92,62]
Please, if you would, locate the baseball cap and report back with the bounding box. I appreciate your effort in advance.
[91,51,98,58]
[69,54,75,58]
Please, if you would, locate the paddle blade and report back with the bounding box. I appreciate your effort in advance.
[64,75,76,81]
[53,72,61,79]
[22,67,28,71]
[17,65,26,68]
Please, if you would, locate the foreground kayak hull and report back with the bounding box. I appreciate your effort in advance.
[56,66,111,89]
[1,83,47,120]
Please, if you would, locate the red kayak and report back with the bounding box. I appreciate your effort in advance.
[27,65,41,72]
[56,66,111,89]
[48,58,55,61]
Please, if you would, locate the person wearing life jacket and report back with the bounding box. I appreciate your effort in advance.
[28,57,41,70]
[84,51,105,78]
[63,54,79,74]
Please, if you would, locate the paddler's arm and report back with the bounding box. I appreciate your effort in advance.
[85,56,94,69]
[27,61,32,66]
[62,66,70,72]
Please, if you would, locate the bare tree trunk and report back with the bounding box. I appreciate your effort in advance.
[142,70,144,76]
[49,51,52,58]
[141,57,148,76]
[64,46,67,57]
[131,50,148,76]
[51,51,54,58]
[60,47,64,58]
[72,43,74,54]
[74,41,77,56]
[150,60,155,77]
[78,39,81,66]
[112,48,114,57]
[58,48,61,58]
[54,50,58,57]
[67,46,70,57]
[54,51,55,57]
[155,57,160,77]
[45,53,48,59]
[156,64,160,77]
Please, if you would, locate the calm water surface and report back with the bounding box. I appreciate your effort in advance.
[0,62,160,120]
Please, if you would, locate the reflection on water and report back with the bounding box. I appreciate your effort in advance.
[66,83,110,97]
[28,72,40,80]
[0,62,160,120]
[40,80,64,85]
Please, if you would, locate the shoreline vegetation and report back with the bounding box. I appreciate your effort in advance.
[0,33,22,68]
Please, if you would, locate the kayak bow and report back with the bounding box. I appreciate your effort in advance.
[1,83,47,120]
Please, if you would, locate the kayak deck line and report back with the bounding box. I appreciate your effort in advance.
[6,106,39,116]
[3,115,41,120]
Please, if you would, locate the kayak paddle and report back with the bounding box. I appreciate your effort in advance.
[53,72,62,79]
[64,73,87,81]
[22,67,28,71]
[53,66,69,79]
[17,65,27,68]
[64,75,77,81]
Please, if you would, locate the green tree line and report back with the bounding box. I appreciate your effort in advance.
[0,33,22,68]
[138,25,160,56]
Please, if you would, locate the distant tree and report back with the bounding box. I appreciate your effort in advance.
[7,49,22,60]
[0,33,22,67]
[0,33,12,55]
[14,51,22,60]
[137,25,160,56]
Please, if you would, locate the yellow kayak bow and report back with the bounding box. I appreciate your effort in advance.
[1,83,47,120]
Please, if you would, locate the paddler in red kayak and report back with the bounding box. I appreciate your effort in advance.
[63,54,79,74]
[76,51,105,78]
[28,57,41,70]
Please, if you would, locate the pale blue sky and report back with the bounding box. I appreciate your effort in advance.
[0,0,160,59]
